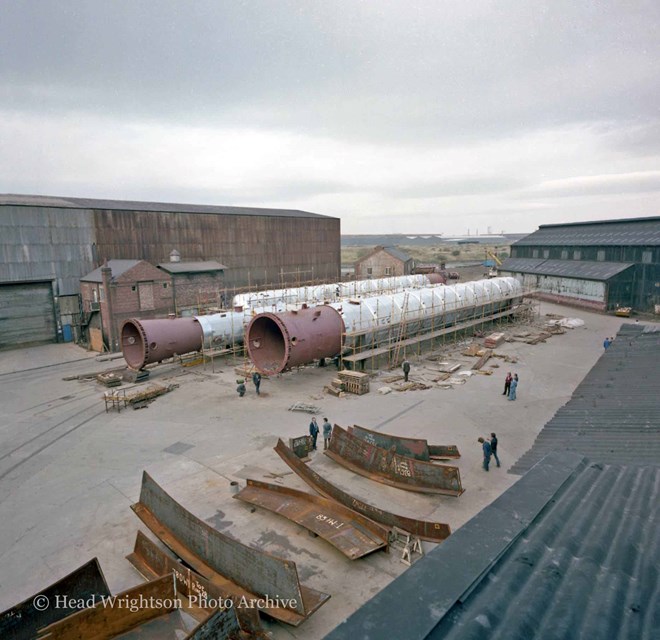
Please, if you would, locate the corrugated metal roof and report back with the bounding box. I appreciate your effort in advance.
[500,258,634,280]
[514,216,660,246]
[382,246,413,262]
[157,261,227,273]
[325,451,659,640]
[510,323,660,474]
[80,260,141,283]
[0,194,334,219]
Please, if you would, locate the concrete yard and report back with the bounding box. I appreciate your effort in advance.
[0,302,632,638]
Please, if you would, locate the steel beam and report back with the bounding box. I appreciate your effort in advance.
[235,479,388,559]
[274,439,451,542]
[131,471,330,626]
[326,426,464,496]
[349,425,460,461]
[0,559,110,640]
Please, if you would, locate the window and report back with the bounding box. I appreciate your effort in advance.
[543,249,549,259]
[573,250,581,260]
[642,250,652,264]
[561,250,568,260]
[597,250,605,261]
[385,267,392,276]
[99,286,105,301]
[366,267,373,276]
[163,282,168,289]
[131,285,137,292]
[532,249,539,258]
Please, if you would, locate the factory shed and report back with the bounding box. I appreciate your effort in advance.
[500,258,635,312]
[354,246,415,279]
[325,451,659,640]
[510,323,660,474]
[157,259,228,314]
[502,216,660,312]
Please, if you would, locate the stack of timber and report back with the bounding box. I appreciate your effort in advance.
[338,370,370,395]
[484,332,505,348]
[471,349,493,370]
[324,378,346,397]
[126,383,179,407]
[96,372,122,387]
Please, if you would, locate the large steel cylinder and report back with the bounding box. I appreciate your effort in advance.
[121,318,204,369]
[246,305,345,374]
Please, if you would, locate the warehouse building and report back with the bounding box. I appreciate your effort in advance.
[0,194,340,349]
[500,217,660,312]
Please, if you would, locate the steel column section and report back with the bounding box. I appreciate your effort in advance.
[274,439,451,542]
[131,472,330,626]
[234,479,389,559]
[121,317,204,369]
[0,559,110,640]
[127,531,263,636]
[246,306,345,374]
[349,425,460,461]
[326,426,464,496]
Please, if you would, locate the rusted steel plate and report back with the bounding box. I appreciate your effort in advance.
[274,439,451,542]
[131,472,329,626]
[0,559,110,640]
[326,425,464,496]
[127,531,263,636]
[37,574,178,639]
[349,425,461,461]
[235,479,388,559]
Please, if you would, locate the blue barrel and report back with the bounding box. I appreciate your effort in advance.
[62,324,73,342]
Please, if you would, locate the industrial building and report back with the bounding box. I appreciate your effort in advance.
[500,216,660,312]
[0,194,340,349]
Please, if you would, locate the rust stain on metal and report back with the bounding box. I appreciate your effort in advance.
[1,559,110,640]
[326,426,464,496]
[235,479,388,559]
[131,472,329,626]
[274,439,451,542]
[349,425,461,461]
[127,531,264,637]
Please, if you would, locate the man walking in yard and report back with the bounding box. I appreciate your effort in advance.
[490,432,500,468]
[509,374,518,401]
[252,371,262,395]
[478,437,492,471]
[309,417,319,450]
[402,359,411,382]
[323,418,332,450]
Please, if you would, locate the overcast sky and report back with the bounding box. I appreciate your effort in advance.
[1,1,659,234]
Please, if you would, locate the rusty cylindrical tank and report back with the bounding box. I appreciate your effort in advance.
[121,318,204,370]
[246,305,345,374]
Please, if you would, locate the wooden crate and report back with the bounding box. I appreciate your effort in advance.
[338,370,370,395]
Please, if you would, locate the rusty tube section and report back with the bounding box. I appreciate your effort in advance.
[121,317,204,370]
[247,306,344,375]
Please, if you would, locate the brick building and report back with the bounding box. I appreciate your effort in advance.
[354,246,415,279]
[80,260,173,351]
[157,260,227,315]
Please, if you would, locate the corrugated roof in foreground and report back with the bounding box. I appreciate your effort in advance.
[325,451,659,640]
[0,194,334,219]
[514,216,660,246]
[510,323,660,474]
[500,257,635,280]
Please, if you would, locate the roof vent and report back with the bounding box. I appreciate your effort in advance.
[169,249,181,263]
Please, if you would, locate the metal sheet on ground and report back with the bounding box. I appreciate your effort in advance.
[127,531,263,636]
[326,426,464,496]
[131,472,330,626]
[349,425,461,461]
[234,479,388,559]
[274,439,451,542]
[0,558,111,640]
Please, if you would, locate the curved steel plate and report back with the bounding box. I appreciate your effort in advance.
[326,426,464,496]
[349,425,460,461]
[274,439,451,542]
[235,479,388,559]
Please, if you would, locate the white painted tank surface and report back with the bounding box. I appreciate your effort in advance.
[232,275,431,310]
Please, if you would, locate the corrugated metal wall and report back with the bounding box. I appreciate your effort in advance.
[0,205,96,295]
[507,272,607,310]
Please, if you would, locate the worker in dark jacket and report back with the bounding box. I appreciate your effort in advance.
[309,417,319,450]
[236,379,246,398]
[490,432,500,468]
[402,359,411,382]
[252,371,262,395]
[478,437,492,471]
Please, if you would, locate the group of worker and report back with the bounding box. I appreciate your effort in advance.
[236,371,262,397]
[309,417,332,450]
